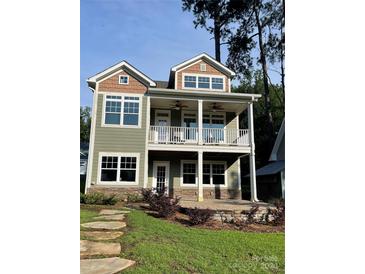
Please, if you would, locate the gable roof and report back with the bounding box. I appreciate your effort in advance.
[269,119,285,161]
[171,53,236,77]
[87,60,156,88]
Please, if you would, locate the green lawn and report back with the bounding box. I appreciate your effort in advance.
[80,208,284,273]
[80,208,99,224]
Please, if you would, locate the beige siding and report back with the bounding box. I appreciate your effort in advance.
[90,93,147,186]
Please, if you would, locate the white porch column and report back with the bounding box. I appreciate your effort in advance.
[198,150,204,201]
[248,102,259,202]
[198,99,203,145]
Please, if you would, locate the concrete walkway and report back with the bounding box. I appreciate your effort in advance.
[80,209,135,274]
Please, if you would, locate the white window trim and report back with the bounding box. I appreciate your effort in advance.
[182,73,225,92]
[97,152,140,185]
[118,75,129,85]
[180,160,227,187]
[101,92,142,128]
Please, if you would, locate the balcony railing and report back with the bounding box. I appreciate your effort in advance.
[149,126,250,146]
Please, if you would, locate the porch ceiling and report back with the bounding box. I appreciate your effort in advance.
[150,98,247,114]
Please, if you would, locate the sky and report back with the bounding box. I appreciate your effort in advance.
[81,0,279,107]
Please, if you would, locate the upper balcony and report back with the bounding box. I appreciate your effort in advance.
[149,126,250,146]
[147,88,260,153]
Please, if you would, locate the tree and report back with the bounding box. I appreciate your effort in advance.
[80,106,91,143]
[182,0,232,62]
[226,0,284,146]
[233,70,284,167]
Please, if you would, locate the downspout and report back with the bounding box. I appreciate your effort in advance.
[85,85,96,194]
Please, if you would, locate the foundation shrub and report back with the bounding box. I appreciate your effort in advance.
[186,207,214,225]
[266,198,285,226]
[142,188,181,218]
[80,192,118,205]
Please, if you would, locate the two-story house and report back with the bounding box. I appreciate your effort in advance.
[85,53,261,202]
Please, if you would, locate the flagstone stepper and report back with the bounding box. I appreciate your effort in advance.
[80,257,135,274]
[99,209,130,215]
[81,221,126,230]
[80,231,124,241]
[93,214,125,221]
[80,240,121,258]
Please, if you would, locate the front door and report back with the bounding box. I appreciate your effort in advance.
[153,161,170,194]
[154,110,171,143]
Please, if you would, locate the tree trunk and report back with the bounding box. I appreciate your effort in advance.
[214,19,221,62]
[254,6,275,146]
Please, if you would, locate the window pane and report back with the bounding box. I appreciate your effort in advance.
[101,169,117,181]
[212,174,225,185]
[212,164,225,174]
[123,114,138,125]
[212,83,223,90]
[120,170,136,182]
[183,163,196,174]
[198,77,210,89]
[183,174,196,184]
[119,76,128,84]
[105,113,120,124]
[203,164,210,174]
[184,76,196,88]
[203,174,210,184]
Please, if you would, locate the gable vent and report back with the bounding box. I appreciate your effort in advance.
[200,63,207,72]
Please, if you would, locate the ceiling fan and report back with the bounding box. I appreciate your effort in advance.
[170,100,188,110]
[210,103,224,112]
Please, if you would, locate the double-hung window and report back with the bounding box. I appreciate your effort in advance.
[123,96,139,125]
[104,95,140,127]
[181,161,226,186]
[184,75,196,88]
[105,96,122,125]
[100,153,139,184]
[182,162,196,185]
[212,77,224,90]
[198,76,210,89]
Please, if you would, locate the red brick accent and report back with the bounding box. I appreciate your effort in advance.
[176,60,229,91]
[98,70,147,94]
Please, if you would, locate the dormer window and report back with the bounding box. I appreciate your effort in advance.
[183,73,225,91]
[200,63,206,71]
[119,75,129,85]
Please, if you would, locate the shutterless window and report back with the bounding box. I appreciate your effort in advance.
[184,75,196,88]
[105,96,122,125]
[212,77,224,90]
[100,156,118,181]
[203,164,210,184]
[123,97,139,125]
[120,157,137,182]
[183,163,196,184]
[212,164,225,185]
[198,76,210,89]
[119,75,129,84]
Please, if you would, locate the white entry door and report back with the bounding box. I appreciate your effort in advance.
[152,161,170,194]
[154,110,171,143]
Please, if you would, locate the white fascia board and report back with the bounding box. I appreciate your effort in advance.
[171,53,236,77]
[269,118,285,161]
[87,61,156,87]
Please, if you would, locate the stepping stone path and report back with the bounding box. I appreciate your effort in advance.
[94,214,125,221]
[80,209,135,273]
[81,221,126,230]
[80,257,135,274]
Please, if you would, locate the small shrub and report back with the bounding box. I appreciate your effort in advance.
[267,199,285,226]
[142,187,180,218]
[80,193,85,203]
[241,205,260,224]
[81,192,118,205]
[186,207,214,225]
